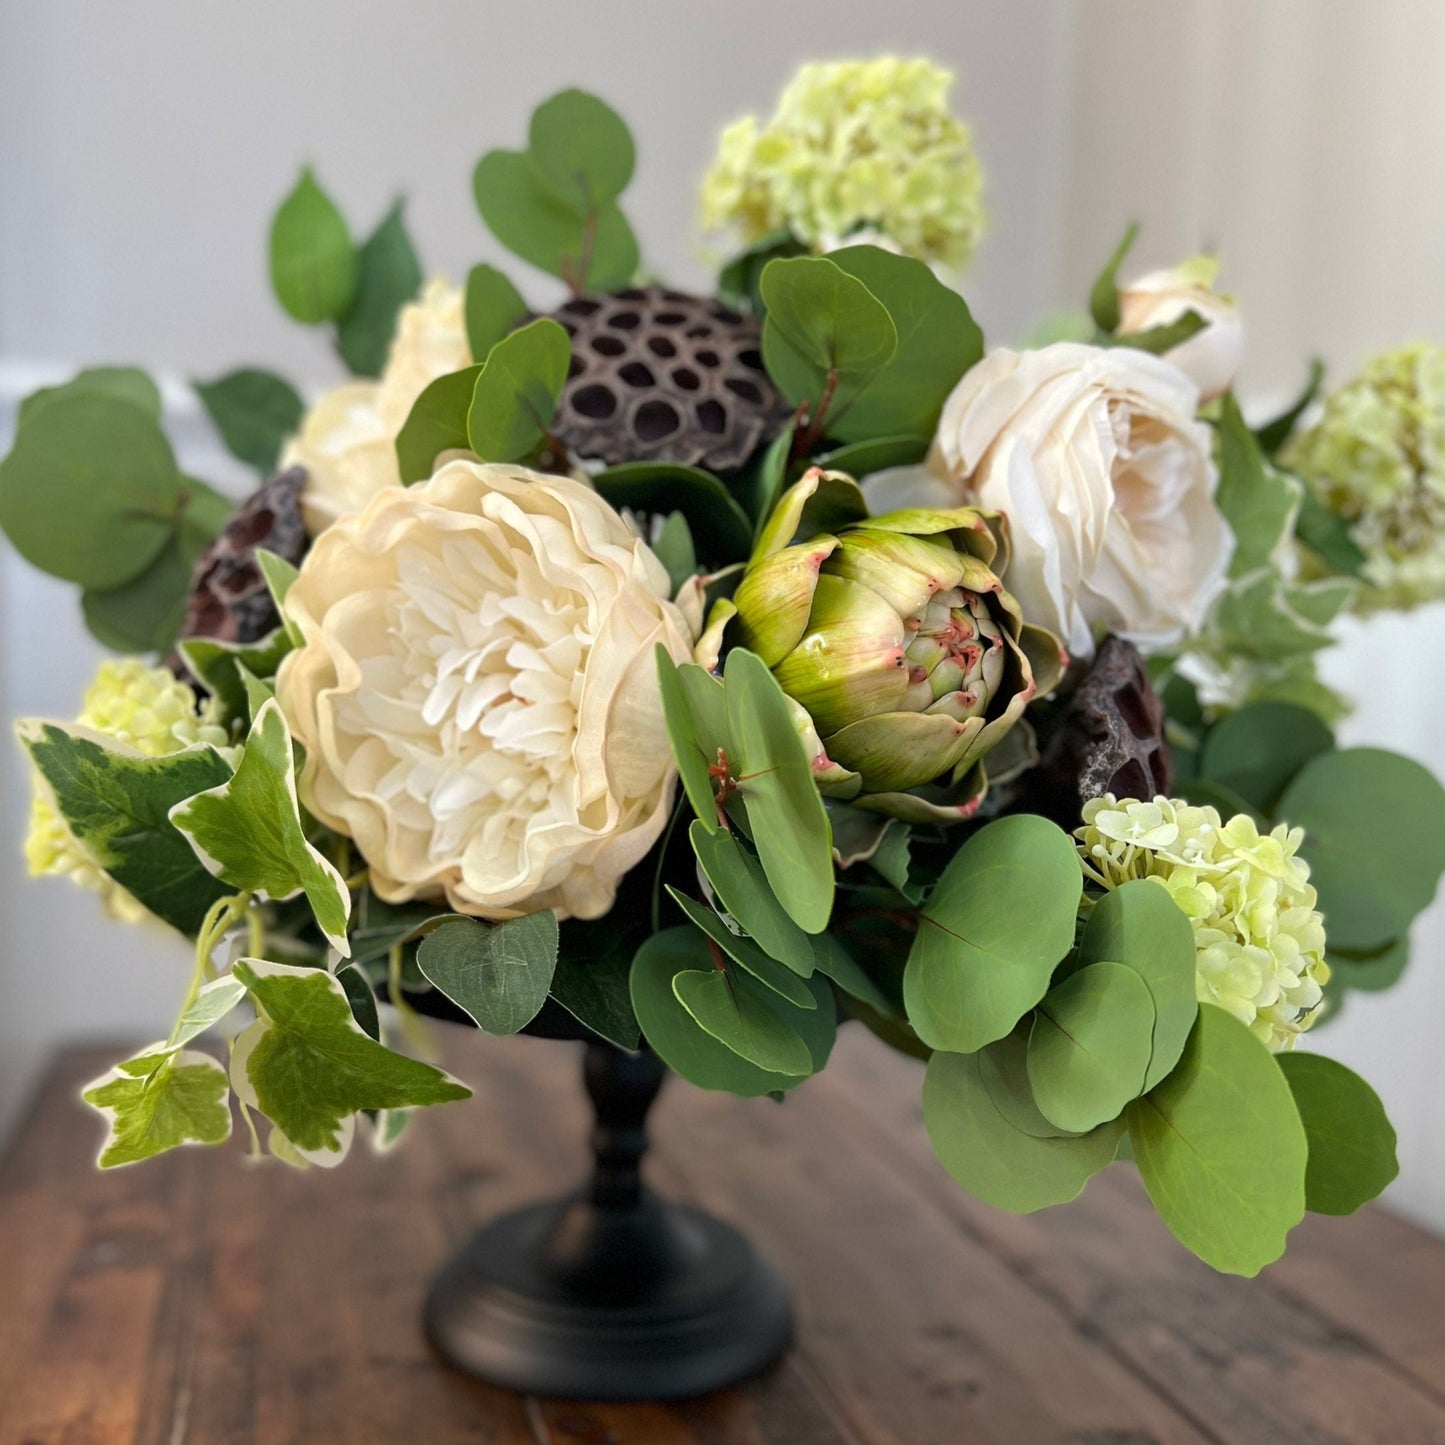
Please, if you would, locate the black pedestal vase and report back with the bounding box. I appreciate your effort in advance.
[423,1015,794,1401]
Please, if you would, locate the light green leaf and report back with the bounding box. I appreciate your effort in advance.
[1198,702,1334,815]
[820,246,983,442]
[231,958,470,1156]
[657,647,725,833]
[527,88,635,209]
[83,1046,232,1167]
[236,663,275,722]
[760,256,898,377]
[335,199,423,378]
[630,927,807,1096]
[169,699,351,954]
[18,366,161,427]
[415,913,559,1035]
[194,368,305,474]
[904,815,1081,1053]
[1027,962,1155,1133]
[1127,1004,1307,1276]
[395,364,484,483]
[1276,1052,1398,1215]
[269,167,359,324]
[167,975,249,1050]
[1216,395,1302,578]
[81,531,198,655]
[1076,880,1198,1091]
[1279,747,1445,953]
[924,1046,1123,1212]
[689,821,815,975]
[724,648,834,934]
[652,511,697,594]
[1088,222,1138,332]
[473,149,638,292]
[672,967,814,1074]
[255,549,302,645]
[19,721,233,935]
[467,318,572,463]
[0,392,182,589]
[667,889,817,1009]
[464,263,528,360]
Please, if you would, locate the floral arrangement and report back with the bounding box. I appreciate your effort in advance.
[4,59,1444,1278]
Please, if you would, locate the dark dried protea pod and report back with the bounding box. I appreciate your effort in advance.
[547,287,788,469]
[180,467,308,645]
[1025,636,1173,826]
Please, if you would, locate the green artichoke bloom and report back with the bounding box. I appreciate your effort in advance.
[703,471,1062,820]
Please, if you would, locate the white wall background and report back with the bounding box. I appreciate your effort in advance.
[2,0,1444,1231]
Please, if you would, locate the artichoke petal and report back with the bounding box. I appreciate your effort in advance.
[822,527,965,616]
[733,538,837,666]
[825,710,984,793]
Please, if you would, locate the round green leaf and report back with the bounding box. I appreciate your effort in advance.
[1279,747,1445,952]
[821,246,983,442]
[415,913,559,1036]
[1326,935,1410,997]
[81,531,195,654]
[467,318,572,463]
[395,365,484,483]
[19,366,161,428]
[1027,962,1155,1134]
[1276,1052,1398,1215]
[924,1047,1123,1213]
[819,434,929,479]
[464,263,528,361]
[1198,702,1334,815]
[979,1027,1078,1139]
[667,889,816,1010]
[904,815,1081,1053]
[269,167,359,324]
[593,462,753,564]
[672,968,813,1075]
[760,256,897,377]
[630,928,806,1096]
[0,392,181,588]
[1077,880,1198,1090]
[1126,1004,1307,1276]
[527,88,635,208]
[724,648,834,934]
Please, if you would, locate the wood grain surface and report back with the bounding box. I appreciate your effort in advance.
[1,1028,1442,1445]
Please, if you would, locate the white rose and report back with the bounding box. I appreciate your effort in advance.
[1117,259,1242,402]
[874,343,1232,660]
[276,459,696,921]
[284,279,471,534]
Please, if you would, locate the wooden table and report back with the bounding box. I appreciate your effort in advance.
[2,1029,1444,1445]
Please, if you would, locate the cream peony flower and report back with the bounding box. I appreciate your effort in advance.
[285,279,471,534]
[870,344,1232,659]
[276,460,697,921]
[1118,257,1242,402]
[1076,794,1330,1051]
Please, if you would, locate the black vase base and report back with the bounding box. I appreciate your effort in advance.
[424,1191,794,1402]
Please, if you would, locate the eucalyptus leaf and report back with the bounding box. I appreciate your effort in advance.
[1127,1005,1306,1276]
[760,256,898,376]
[169,700,351,953]
[672,967,814,1074]
[19,721,232,935]
[1198,702,1334,815]
[269,168,359,324]
[195,368,305,474]
[667,889,816,1009]
[416,913,559,1035]
[464,263,528,360]
[81,531,197,655]
[0,392,182,589]
[527,88,635,209]
[657,647,725,833]
[904,815,1081,1053]
[18,366,161,427]
[549,949,640,1050]
[924,1047,1123,1213]
[1276,1052,1398,1214]
[467,318,572,462]
[1027,962,1155,1133]
[396,365,483,483]
[1279,747,1445,952]
[336,199,423,377]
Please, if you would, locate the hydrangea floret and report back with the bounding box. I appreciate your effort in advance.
[24,659,229,920]
[1283,341,1445,609]
[700,57,985,271]
[1076,793,1330,1051]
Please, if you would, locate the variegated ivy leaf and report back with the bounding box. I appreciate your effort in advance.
[230,958,471,1160]
[167,975,250,1049]
[83,1046,233,1168]
[1212,572,1341,662]
[169,700,351,954]
[1215,395,1302,579]
[18,721,234,936]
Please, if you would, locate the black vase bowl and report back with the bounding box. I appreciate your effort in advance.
[421,1002,794,1401]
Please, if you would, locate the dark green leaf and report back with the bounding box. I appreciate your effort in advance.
[717,228,807,315]
[467,318,572,463]
[81,531,196,655]
[337,964,382,1041]
[395,365,483,483]
[1277,1052,1398,1215]
[1255,359,1325,456]
[1198,702,1334,815]
[672,967,813,1074]
[819,434,929,479]
[1294,484,1368,577]
[195,368,305,474]
[416,913,559,1035]
[1088,222,1138,332]
[594,462,753,564]
[549,949,640,1050]
[1110,309,1207,356]
[464,263,528,360]
[269,167,359,324]
[667,889,817,1009]
[179,628,294,729]
[335,199,423,377]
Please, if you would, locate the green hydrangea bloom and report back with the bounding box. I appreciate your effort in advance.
[1076,794,1330,1051]
[699,57,985,271]
[25,659,229,920]
[1283,341,1445,609]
